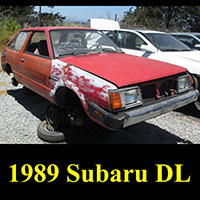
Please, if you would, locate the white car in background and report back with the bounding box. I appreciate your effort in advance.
[170,32,200,50]
[90,19,200,97]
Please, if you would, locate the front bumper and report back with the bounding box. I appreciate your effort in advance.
[88,89,199,131]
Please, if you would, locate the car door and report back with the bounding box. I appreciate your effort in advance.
[115,31,148,57]
[19,31,52,101]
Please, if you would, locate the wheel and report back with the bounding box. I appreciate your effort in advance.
[37,92,91,142]
[45,104,60,130]
[37,120,66,142]
[45,104,69,130]
[194,100,200,110]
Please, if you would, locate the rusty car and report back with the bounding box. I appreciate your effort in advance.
[1,27,199,142]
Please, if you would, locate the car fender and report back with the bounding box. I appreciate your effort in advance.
[50,59,117,111]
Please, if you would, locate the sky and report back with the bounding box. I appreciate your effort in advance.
[34,6,135,23]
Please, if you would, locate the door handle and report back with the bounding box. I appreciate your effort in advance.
[21,58,24,62]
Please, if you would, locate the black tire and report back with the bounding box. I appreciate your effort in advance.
[194,100,200,110]
[37,120,66,142]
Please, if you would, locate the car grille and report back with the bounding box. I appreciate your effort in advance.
[140,76,178,104]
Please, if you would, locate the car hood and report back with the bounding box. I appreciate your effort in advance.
[154,51,200,75]
[59,53,186,88]
[166,51,200,62]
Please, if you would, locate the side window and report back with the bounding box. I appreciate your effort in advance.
[104,31,116,42]
[175,35,198,49]
[116,32,126,47]
[117,32,147,50]
[25,31,49,58]
[8,32,30,51]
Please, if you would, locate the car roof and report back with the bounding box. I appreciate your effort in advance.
[170,32,200,36]
[136,30,165,34]
[105,28,166,35]
[20,26,96,32]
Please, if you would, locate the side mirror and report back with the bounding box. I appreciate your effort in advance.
[140,44,155,53]
[194,44,200,50]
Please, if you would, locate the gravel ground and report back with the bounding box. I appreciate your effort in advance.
[0,71,200,144]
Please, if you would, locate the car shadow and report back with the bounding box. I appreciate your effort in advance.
[175,103,200,119]
[7,88,49,121]
[7,88,192,144]
[66,122,192,144]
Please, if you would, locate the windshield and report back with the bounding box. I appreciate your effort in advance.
[143,33,192,52]
[50,29,123,58]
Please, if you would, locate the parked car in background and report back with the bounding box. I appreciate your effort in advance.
[1,27,199,142]
[170,32,200,50]
[90,19,200,98]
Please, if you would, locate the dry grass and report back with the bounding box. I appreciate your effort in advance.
[0,90,7,96]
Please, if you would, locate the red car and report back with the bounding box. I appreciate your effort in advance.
[1,27,199,142]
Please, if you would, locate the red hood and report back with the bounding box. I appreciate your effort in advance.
[59,53,186,87]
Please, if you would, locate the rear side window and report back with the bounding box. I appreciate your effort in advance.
[8,32,30,51]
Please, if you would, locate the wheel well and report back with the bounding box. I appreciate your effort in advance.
[5,63,12,75]
[54,87,82,108]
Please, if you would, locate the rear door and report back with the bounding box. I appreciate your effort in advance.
[19,31,52,101]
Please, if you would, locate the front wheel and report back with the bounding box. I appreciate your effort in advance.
[37,100,91,142]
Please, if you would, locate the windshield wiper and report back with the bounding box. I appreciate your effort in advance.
[178,49,191,51]
[162,48,180,52]
[162,48,191,52]
[102,48,123,53]
[58,51,79,57]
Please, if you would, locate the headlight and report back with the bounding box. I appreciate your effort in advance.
[108,86,143,111]
[177,75,192,93]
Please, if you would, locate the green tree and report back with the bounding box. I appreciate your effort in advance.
[0,17,20,47]
[121,6,200,32]
[0,6,66,28]
[38,12,66,26]
[0,6,35,28]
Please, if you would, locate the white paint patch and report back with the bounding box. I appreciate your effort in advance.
[50,59,117,109]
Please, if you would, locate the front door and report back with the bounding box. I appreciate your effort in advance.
[116,31,148,57]
[19,31,52,101]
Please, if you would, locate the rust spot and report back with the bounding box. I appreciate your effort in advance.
[63,63,72,70]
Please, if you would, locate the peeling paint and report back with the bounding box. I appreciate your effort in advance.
[50,59,117,110]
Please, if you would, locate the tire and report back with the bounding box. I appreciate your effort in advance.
[37,120,66,142]
[194,100,200,110]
